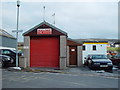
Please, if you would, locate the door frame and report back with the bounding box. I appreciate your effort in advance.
[69,46,77,66]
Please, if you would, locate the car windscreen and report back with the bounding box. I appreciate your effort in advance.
[92,55,108,59]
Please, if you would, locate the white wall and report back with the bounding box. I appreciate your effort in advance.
[82,44,108,64]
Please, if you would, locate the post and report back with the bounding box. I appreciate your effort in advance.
[16,0,20,67]
[43,6,45,21]
[52,13,55,25]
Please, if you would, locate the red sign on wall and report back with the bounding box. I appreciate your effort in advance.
[37,28,52,35]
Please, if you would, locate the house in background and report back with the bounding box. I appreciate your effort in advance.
[0,29,16,50]
[71,39,109,64]
[82,41,108,64]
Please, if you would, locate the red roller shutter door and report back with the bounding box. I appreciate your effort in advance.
[30,37,59,67]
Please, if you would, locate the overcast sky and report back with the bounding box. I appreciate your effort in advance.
[1,0,118,42]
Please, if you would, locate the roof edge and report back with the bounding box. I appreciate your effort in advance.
[23,21,67,36]
[0,29,16,39]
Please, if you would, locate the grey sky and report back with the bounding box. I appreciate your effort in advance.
[1,1,118,42]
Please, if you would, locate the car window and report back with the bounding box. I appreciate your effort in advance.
[92,55,107,59]
[3,50,11,54]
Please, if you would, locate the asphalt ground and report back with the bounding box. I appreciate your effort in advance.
[21,65,120,79]
[1,67,119,88]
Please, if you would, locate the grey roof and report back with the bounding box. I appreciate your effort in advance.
[23,21,67,36]
[67,38,82,44]
[74,38,119,44]
[0,29,16,39]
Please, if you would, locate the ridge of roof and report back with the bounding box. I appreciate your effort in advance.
[23,21,67,36]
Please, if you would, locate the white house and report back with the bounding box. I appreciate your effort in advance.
[82,41,108,64]
[0,29,16,50]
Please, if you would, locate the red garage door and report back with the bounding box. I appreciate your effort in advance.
[30,37,60,68]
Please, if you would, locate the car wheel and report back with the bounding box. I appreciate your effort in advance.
[88,63,92,69]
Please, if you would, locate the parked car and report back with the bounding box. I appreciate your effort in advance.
[0,55,14,67]
[0,49,16,64]
[84,54,113,71]
[109,53,120,69]
[0,49,23,66]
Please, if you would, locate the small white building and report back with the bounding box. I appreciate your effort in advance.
[0,29,16,50]
[82,41,108,64]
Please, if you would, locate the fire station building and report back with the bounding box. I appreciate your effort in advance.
[23,21,67,69]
